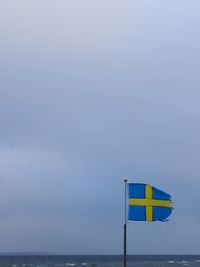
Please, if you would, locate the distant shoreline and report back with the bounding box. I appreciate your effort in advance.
[0,254,199,256]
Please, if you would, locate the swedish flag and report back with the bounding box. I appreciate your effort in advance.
[128,183,173,221]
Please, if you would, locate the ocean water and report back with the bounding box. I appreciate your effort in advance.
[0,255,199,267]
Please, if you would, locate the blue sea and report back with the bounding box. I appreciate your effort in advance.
[0,255,199,267]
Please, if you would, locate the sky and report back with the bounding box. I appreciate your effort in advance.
[0,0,200,255]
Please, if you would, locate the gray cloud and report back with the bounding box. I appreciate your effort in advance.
[0,0,200,254]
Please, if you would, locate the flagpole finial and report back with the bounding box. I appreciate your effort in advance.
[124,177,127,182]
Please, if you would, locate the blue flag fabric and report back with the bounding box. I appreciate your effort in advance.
[128,183,173,222]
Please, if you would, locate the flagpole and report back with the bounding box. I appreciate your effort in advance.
[124,178,127,267]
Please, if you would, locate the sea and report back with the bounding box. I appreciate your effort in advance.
[0,255,199,267]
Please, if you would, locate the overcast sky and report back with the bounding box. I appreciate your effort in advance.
[0,0,200,255]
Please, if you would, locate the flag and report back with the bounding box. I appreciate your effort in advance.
[128,183,173,222]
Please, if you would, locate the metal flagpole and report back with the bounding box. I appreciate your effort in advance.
[124,178,127,267]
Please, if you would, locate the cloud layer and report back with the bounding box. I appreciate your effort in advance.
[0,0,200,254]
